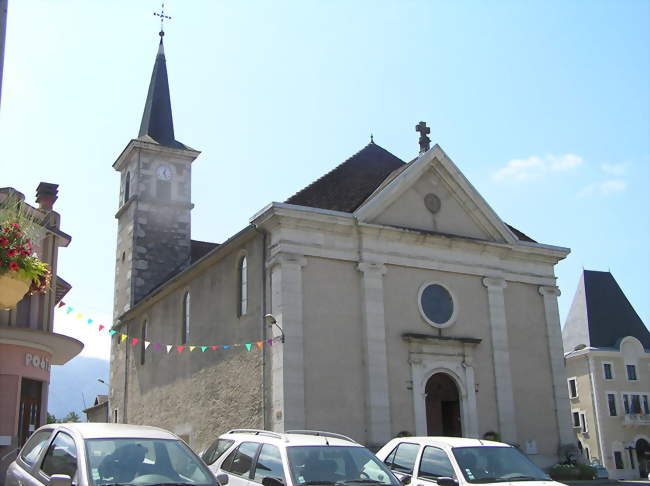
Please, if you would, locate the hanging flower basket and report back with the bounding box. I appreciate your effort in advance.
[0,195,52,309]
[0,272,31,309]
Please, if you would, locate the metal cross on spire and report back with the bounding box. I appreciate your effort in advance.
[415,121,431,154]
[154,2,172,39]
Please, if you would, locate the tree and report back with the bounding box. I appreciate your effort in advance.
[61,411,81,423]
[47,412,58,424]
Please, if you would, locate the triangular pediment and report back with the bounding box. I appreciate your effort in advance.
[354,145,517,244]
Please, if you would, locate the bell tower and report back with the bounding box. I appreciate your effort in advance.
[112,32,200,319]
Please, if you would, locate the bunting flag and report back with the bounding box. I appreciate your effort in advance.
[56,301,282,356]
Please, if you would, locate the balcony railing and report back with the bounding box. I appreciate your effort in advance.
[622,413,650,426]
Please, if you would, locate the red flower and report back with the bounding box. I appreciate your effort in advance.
[8,261,18,271]
[10,222,21,230]
[0,237,8,248]
[21,249,29,256]
[7,248,17,257]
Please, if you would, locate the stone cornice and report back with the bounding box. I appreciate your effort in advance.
[113,139,201,171]
[402,332,482,345]
[483,277,507,290]
[539,285,561,297]
[357,261,387,276]
[267,252,308,270]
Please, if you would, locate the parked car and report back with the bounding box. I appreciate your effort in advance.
[5,423,225,486]
[589,462,608,480]
[376,437,564,486]
[202,429,401,486]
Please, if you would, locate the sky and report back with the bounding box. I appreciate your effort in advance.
[1,0,648,361]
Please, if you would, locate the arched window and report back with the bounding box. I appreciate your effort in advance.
[140,320,147,365]
[182,291,190,344]
[238,256,247,316]
[124,172,131,204]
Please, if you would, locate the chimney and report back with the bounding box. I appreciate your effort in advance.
[35,182,58,210]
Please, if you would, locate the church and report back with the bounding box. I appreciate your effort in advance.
[108,31,574,468]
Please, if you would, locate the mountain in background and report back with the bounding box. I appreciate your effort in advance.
[48,356,109,420]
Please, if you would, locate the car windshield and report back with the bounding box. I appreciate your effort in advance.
[451,447,549,483]
[287,446,400,486]
[85,438,215,486]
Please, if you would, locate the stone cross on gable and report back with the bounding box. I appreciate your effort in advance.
[415,121,431,154]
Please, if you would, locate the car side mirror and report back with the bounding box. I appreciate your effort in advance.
[400,475,411,486]
[50,474,73,486]
[262,478,285,486]
[216,473,229,486]
[436,478,457,486]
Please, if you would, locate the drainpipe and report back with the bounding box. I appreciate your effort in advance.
[587,354,606,465]
[256,227,268,429]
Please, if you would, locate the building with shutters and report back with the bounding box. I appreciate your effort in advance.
[563,270,650,479]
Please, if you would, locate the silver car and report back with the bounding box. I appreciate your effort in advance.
[5,423,227,486]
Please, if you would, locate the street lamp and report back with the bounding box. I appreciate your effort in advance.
[264,314,285,343]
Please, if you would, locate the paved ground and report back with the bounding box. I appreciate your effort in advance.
[564,481,650,486]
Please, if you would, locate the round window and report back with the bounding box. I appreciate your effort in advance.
[419,283,455,327]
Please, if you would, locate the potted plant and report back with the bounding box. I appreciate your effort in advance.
[0,194,51,309]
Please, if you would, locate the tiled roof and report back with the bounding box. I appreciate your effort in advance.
[583,270,650,349]
[191,240,219,263]
[286,142,405,213]
[285,142,535,242]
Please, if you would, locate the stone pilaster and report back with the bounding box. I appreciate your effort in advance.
[269,253,307,431]
[357,261,391,447]
[539,285,575,446]
[482,277,517,442]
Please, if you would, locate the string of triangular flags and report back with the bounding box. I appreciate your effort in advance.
[55,301,279,353]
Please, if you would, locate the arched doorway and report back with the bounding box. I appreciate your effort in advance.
[636,439,650,479]
[425,373,461,436]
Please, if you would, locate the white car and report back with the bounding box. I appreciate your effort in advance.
[5,423,223,486]
[376,437,563,486]
[201,429,401,486]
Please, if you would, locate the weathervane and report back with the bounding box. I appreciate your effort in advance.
[154,2,172,39]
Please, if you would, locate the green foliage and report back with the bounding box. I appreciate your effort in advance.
[62,411,81,423]
[0,192,51,292]
[548,463,597,481]
[47,411,82,423]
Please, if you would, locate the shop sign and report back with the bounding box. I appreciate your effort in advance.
[25,353,50,371]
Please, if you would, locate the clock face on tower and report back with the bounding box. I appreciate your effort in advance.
[156,165,172,181]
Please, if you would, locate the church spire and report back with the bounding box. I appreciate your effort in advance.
[138,35,181,147]
[138,4,183,148]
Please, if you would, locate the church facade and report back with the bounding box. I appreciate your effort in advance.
[109,35,574,467]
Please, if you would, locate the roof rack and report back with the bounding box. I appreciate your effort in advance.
[286,430,358,444]
[226,429,285,440]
